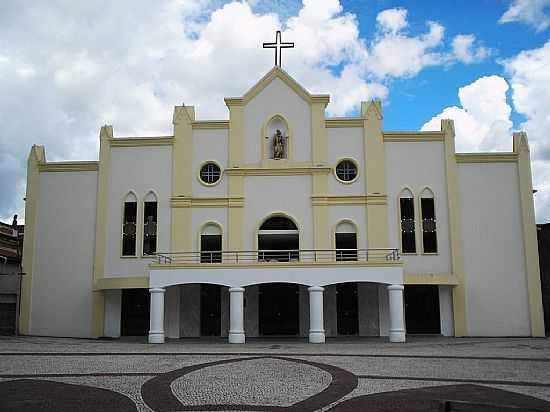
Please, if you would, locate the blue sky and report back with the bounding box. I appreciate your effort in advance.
[1,0,550,222]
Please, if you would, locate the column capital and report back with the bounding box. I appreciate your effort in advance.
[387,284,404,291]
[308,286,324,293]
[229,287,245,293]
[149,287,166,294]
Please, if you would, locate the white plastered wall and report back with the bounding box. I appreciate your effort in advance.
[31,171,98,337]
[458,163,530,336]
[242,175,313,250]
[327,127,365,195]
[243,78,311,164]
[192,129,228,197]
[105,146,171,277]
[385,141,451,274]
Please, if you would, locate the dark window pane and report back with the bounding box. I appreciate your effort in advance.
[400,197,416,253]
[122,201,137,256]
[143,201,157,255]
[200,163,221,184]
[421,198,437,253]
[259,217,297,230]
[336,232,357,261]
[335,160,357,182]
[201,234,222,263]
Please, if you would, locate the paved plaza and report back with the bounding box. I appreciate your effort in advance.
[0,336,549,411]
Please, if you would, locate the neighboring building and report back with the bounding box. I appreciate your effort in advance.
[19,66,545,344]
[0,216,23,335]
[537,223,550,336]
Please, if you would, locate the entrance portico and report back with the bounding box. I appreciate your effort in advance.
[147,249,405,344]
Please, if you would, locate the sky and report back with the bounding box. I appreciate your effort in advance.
[1,0,550,223]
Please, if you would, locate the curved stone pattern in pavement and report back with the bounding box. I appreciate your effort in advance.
[141,356,358,411]
[0,379,138,412]
[328,384,550,412]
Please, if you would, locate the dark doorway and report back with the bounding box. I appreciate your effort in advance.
[259,283,299,335]
[404,285,441,334]
[0,298,16,336]
[200,284,221,336]
[121,289,150,336]
[337,283,359,335]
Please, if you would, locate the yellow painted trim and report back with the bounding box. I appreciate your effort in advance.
[197,160,224,187]
[455,153,518,163]
[192,121,229,129]
[442,120,467,337]
[94,276,149,290]
[224,66,330,106]
[311,195,387,206]
[333,157,360,185]
[109,137,174,147]
[227,102,245,251]
[150,260,402,270]
[514,132,545,336]
[38,161,99,172]
[91,125,113,337]
[362,101,388,249]
[225,166,331,176]
[170,196,244,208]
[19,145,45,334]
[325,118,363,128]
[404,273,458,285]
[383,131,445,142]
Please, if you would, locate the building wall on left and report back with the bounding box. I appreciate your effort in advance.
[31,171,98,337]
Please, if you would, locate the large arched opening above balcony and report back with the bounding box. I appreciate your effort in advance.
[257,214,299,262]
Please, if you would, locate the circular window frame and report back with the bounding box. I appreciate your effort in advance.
[334,158,360,184]
[198,161,223,187]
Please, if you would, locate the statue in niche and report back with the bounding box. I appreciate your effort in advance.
[272,129,287,159]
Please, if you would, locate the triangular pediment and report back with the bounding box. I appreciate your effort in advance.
[225,66,329,107]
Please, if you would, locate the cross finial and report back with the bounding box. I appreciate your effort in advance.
[263,30,294,67]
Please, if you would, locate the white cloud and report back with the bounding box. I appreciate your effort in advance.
[503,40,550,221]
[0,0,491,222]
[499,0,550,31]
[452,34,490,64]
[376,8,408,34]
[421,76,513,153]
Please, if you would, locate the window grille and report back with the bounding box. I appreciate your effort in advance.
[200,163,221,184]
[335,160,357,182]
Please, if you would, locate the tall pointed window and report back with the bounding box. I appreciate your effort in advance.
[420,188,438,253]
[399,189,416,254]
[201,223,222,263]
[122,192,138,256]
[143,192,158,256]
[335,221,357,261]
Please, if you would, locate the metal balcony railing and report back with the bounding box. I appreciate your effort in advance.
[154,248,400,265]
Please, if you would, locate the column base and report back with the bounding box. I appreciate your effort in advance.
[309,330,325,343]
[228,331,245,344]
[389,330,406,343]
[148,331,165,344]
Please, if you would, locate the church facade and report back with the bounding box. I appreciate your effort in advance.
[19,67,545,343]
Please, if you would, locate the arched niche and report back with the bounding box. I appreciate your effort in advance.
[262,114,291,161]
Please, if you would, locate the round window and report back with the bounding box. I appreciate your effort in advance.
[199,162,222,185]
[335,159,358,182]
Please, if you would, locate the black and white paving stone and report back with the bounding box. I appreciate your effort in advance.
[1,336,549,411]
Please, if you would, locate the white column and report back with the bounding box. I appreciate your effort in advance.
[148,287,166,344]
[387,284,406,343]
[308,286,325,343]
[228,287,245,343]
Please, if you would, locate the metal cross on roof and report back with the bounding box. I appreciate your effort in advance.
[263,30,294,67]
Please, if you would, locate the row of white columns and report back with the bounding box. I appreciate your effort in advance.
[148,284,406,344]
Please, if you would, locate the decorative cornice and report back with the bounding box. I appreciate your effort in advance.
[455,153,518,163]
[311,95,330,104]
[192,121,230,129]
[311,194,387,206]
[383,131,445,142]
[170,196,245,208]
[38,161,99,172]
[109,137,174,147]
[225,166,332,176]
[325,118,363,128]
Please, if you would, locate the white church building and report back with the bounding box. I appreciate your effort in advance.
[19,64,545,343]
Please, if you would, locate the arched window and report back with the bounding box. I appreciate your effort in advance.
[121,192,138,256]
[420,188,438,253]
[142,192,158,255]
[335,221,357,261]
[200,223,222,263]
[399,189,416,254]
[258,215,299,262]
